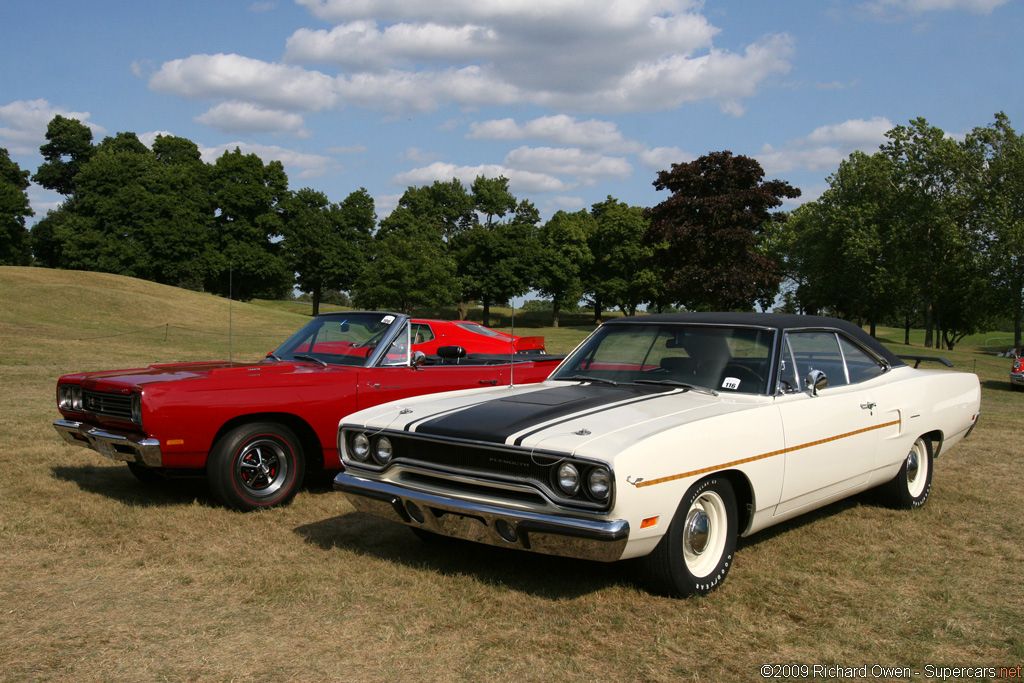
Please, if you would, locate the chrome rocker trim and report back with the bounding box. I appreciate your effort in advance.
[334,471,629,562]
[53,419,163,467]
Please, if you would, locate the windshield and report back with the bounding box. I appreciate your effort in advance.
[271,313,400,367]
[551,323,776,395]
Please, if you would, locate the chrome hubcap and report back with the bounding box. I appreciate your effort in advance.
[236,438,288,498]
[684,508,710,556]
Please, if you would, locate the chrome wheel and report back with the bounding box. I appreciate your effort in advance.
[236,438,289,498]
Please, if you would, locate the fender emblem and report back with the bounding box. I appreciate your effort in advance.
[627,476,645,486]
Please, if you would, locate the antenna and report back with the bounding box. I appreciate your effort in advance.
[509,297,515,387]
[228,262,233,364]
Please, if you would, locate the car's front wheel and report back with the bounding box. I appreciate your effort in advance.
[640,476,737,598]
[880,436,932,509]
[208,422,305,511]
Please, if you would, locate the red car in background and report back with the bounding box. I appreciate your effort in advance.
[53,312,562,511]
[410,318,545,354]
[1010,354,1024,391]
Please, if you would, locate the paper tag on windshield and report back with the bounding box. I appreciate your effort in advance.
[381,315,395,324]
[721,377,741,390]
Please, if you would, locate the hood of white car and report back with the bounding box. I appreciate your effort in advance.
[344,380,767,461]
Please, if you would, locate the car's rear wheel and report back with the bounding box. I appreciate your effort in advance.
[208,422,305,511]
[640,476,737,598]
[880,436,932,509]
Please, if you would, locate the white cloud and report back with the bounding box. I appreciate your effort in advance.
[755,117,894,175]
[468,115,643,153]
[149,54,338,112]
[504,146,632,183]
[195,101,309,136]
[637,146,694,171]
[153,3,792,119]
[198,141,335,178]
[862,0,1011,14]
[393,161,567,193]
[0,99,105,156]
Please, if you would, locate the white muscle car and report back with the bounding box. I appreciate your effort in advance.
[333,313,981,597]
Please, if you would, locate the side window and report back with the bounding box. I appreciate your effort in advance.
[381,322,411,366]
[778,337,799,392]
[785,332,849,388]
[839,336,885,384]
[411,323,435,345]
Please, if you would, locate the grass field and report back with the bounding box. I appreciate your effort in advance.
[1,266,1022,682]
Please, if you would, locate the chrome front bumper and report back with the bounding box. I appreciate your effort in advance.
[334,471,630,562]
[53,420,163,467]
[1010,373,1024,387]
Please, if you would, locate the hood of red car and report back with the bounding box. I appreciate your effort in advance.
[71,360,320,392]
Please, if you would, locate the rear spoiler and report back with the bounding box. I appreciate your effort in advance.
[514,336,546,352]
[898,355,953,368]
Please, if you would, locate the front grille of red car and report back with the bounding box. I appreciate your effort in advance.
[81,390,133,420]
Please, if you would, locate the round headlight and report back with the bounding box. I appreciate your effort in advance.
[556,462,580,495]
[131,393,143,426]
[373,436,393,465]
[351,433,370,461]
[587,467,611,500]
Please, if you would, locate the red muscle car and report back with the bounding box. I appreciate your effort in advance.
[53,312,562,511]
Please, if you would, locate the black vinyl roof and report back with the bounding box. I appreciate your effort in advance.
[606,312,905,368]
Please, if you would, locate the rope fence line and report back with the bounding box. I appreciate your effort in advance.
[71,324,287,342]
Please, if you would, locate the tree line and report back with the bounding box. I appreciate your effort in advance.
[1,113,1022,346]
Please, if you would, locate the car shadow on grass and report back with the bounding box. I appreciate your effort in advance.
[51,463,216,508]
[294,511,643,599]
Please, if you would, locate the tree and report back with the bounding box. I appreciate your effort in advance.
[32,115,95,196]
[586,196,661,319]
[644,152,800,312]
[282,187,374,315]
[0,148,33,265]
[536,210,594,327]
[880,118,975,348]
[353,225,458,313]
[207,148,292,300]
[456,196,541,326]
[780,152,907,334]
[966,112,1024,347]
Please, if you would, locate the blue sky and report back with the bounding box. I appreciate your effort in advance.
[2,0,1021,224]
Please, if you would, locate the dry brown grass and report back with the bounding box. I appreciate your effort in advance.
[2,266,1022,682]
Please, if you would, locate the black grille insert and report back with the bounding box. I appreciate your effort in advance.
[82,390,133,420]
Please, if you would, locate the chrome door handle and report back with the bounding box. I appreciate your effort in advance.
[860,402,876,410]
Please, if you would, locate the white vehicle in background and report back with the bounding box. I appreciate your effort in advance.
[334,313,981,597]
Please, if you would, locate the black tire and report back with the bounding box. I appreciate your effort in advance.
[879,436,932,509]
[126,461,166,485]
[639,477,737,598]
[207,422,305,511]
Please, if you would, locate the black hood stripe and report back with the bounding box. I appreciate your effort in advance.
[411,384,680,445]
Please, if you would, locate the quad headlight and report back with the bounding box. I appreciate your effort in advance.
[556,462,580,495]
[131,393,143,426]
[347,432,396,467]
[57,384,83,411]
[554,461,612,502]
[350,433,371,461]
[373,436,393,465]
[587,467,611,501]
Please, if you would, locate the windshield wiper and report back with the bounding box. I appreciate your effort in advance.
[265,352,281,361]
[292,354,328,367]
[555,374,618,386]
[634,379,718,396]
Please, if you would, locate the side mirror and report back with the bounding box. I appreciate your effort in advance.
[804,369,828,396]
[411,351,426,368]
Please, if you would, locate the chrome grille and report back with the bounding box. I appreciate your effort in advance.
[81,390,133,420]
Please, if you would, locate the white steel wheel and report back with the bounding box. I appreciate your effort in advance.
[879,436,933,510]
[639,477,737,598]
